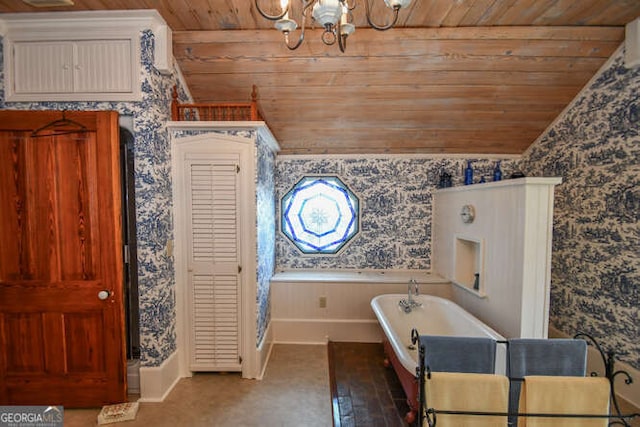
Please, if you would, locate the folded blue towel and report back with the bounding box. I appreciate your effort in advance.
[507,338,588,426]
[419,335,497,374]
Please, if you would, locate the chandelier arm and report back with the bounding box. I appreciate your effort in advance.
[337,19,349,52]
[254,0,288,21]
[283,7,309,50]
[338,33,347,53]
[365,0,401,31]
[303,0,316,11]
[284,30,306,50]
[344,0,356,11]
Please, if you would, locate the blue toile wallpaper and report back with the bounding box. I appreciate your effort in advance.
[256,134,277,346]
[519,46,639,370]
[275,157,519,270]
[0,31,187,367]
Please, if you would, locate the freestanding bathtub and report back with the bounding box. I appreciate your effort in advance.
[371,294,506,423]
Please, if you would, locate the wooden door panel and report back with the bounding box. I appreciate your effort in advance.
[1,308,110,374]
[0,133,30,281]
[2,313,46,374]
[49,134,99,281]
[17,134,99,281]
[5,374,113,407]
[0,111,125,407]
[64,312,106,373]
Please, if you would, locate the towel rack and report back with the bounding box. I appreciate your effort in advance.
[411,329,638,427]
[574,332,635,426]
[422,408,639,427]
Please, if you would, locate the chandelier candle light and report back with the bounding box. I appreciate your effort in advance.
[255,0,412,52]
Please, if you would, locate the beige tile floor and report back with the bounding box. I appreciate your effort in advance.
[62,342,640,427]
[64,344,332,427]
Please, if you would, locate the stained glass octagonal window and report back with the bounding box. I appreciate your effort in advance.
[281,176,359,254]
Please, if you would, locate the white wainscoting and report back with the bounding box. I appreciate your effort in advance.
[270,270,451,344]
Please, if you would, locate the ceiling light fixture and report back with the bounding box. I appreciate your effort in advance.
[254,0,412,52]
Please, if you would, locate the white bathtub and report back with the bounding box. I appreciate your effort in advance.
[371,294,507,423]
[371,293,506,374]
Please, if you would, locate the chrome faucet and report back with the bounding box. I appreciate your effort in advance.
[408,278,419,305]
[399,279,422,313]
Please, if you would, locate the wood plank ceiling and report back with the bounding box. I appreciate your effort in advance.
[1,1,639,155]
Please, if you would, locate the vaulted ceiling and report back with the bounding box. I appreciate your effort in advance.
[1,1,639,155]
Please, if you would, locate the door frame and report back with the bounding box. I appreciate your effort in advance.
[171,130,259,380]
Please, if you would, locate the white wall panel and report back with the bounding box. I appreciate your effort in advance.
[270,272,451,343]
[432,178,560,339]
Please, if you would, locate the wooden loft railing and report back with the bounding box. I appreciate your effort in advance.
[171,85,262,122]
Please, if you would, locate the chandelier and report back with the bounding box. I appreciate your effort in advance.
[254,0,412,52]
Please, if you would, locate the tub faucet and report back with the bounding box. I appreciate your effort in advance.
[399,279,422,313]
[409,279,422,308]
[409,279,419,304]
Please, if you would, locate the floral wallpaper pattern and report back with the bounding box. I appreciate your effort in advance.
[519,46,639,370]
[0,31,187,367]
[275,157,519,270]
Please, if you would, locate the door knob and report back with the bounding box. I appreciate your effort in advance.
[98,290,111,300]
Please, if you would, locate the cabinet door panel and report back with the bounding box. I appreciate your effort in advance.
[13,42,74,94]
[75,40,132,93]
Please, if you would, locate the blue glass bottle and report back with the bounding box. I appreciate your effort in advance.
[464,161,474,185]
[493,161,502,181]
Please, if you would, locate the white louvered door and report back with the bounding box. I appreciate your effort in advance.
[186,157,242,371]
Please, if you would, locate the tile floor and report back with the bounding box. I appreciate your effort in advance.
[64,344,332,427]
[62,342,640,427]
[329,342,412,427]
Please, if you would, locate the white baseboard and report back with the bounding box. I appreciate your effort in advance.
[549,326,639,409]
[256,321,274,380]
[271,318,383,344]
[139,350,181,402]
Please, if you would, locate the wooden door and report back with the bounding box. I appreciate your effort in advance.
[185,155,242,372]
[0,110,126,407]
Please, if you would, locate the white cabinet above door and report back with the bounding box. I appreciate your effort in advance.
[0,10,173,102]
[12,40,134,98]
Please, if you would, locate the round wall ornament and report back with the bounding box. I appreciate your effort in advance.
[460,204,475,223]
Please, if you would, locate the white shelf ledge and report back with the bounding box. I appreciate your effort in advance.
[452,281,487,299]
[435,177,562,194]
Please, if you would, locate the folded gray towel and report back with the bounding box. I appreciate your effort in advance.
[419,335,497,374]
[508,338,587,378]
[507,338,588,426]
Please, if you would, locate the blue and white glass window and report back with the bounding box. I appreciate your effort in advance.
[281,176,359,254]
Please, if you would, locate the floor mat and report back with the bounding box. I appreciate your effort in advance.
[97,402,139,425]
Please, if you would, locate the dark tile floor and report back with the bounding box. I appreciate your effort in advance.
[329,342,416,427]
